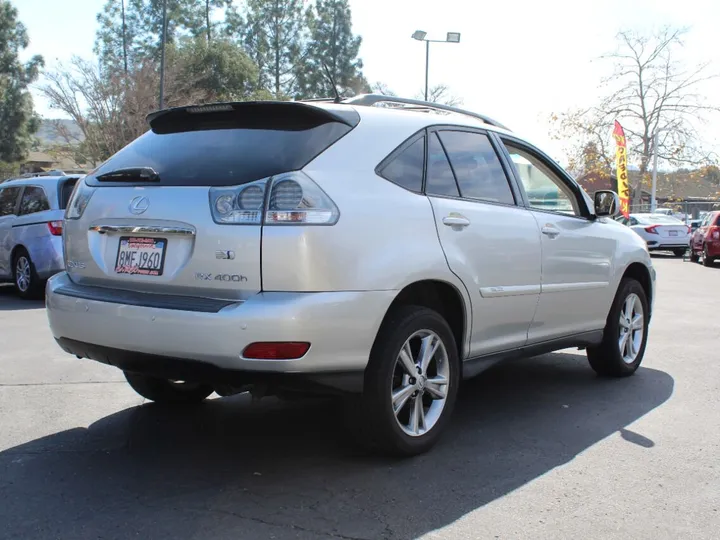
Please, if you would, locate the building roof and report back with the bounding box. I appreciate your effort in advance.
[25,151,55,163]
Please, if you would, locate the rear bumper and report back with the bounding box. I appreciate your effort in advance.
[646,239,690,250]
[47,272,395,383]
[705,241,720,258]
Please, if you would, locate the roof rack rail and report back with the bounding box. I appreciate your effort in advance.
[342,94,511,131]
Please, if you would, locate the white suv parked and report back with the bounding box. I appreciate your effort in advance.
[46,95,655,455]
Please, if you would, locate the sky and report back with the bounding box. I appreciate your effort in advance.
[15,0,720,163]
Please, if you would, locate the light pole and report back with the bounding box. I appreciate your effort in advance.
[650,129,666,213]
[158,0,168,109]
[412,30,461,101]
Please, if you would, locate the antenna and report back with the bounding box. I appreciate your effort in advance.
[322,62,342,103]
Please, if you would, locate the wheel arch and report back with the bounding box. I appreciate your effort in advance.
[10,243,29,266]
[621,262,653,316]
[379,279,470,360]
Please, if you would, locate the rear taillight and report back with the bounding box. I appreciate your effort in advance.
[47,221,63,236]
[242,342,310,360]
[710,226,720,240]
[687,225,692,234]
[65,180,96,220]
[645,226,658,234]
[209,172,339,226]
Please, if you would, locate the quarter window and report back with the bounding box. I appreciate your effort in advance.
[0,187,21,216]
[379,137,425,193]
[437,131,515,205]
[505,143,579,216]
[19,186,50,215]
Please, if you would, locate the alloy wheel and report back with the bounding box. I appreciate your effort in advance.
[15,256,31,293]
[618,293,644,364]
[390,329,450,437]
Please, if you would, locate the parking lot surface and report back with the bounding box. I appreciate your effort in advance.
[1,256,718,539]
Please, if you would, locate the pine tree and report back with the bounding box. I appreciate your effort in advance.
[294,0,366,99]
[241,0,304,98]
[94,0,215,69]
[0,0,43,163]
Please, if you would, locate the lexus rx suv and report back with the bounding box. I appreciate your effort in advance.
[46,96,655,455]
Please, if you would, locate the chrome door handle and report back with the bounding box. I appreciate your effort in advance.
[442,216,471,228]
[541,225,560,238]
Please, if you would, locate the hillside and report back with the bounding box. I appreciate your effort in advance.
[35,119,84,146]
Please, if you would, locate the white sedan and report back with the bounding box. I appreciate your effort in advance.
[618,213,691,256]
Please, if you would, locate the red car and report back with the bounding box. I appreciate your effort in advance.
[690,211,720,266]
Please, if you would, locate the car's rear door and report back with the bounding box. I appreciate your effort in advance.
[498,137,617,342]
[424,127,542,356]
[0,186,22,278]
[63,102,357,301]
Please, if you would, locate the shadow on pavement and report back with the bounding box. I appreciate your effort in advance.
[0,353,674,540]
[0,285,44,311]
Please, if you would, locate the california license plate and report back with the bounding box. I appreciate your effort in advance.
[115,237,167,276]
[669,230,678,237]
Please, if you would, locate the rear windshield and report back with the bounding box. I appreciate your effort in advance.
[635,214,682,225]
[87,122,351,187]
[59,178,78,209]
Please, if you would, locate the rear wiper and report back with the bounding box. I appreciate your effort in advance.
[96,167,160,182]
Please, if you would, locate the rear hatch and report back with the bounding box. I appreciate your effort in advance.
[63,102,358,301]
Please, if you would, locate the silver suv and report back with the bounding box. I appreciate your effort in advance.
[0,175,80,298]
[46,96,655,455]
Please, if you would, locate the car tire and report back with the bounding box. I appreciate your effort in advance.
[672,248,686,257]
[690,249,699,263]
[350,305,460,456]
[12,248,44,300]
[702,245,714,267]
[587,278,649,378]
[124,372,214,404]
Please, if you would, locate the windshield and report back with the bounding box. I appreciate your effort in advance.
[633,214,684,225]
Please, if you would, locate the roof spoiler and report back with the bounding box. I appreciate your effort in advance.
[146,101,361,134]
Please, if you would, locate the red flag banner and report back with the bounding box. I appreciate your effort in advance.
[613,121,630,218]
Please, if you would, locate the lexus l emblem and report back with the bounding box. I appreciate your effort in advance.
[129,196,150,215]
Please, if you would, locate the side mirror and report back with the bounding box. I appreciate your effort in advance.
[594,190,620,217]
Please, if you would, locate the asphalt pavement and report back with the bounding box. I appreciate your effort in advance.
[1,256,718,539]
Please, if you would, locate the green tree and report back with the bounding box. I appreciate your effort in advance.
[0,0,43,163]
[94,0,216,69]
[237,0,304,98]
[173,37,262,100]
[294,0,366,99]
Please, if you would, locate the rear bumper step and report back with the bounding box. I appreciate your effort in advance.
[56,337,363,393]
[54,280,235,313]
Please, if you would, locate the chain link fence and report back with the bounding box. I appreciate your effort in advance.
[629,200,720,223]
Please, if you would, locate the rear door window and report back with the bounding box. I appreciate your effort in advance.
[426,133,460,197]
[19,186,51,215]
[378,137,425,193]
[437,131,515,205]
[0,187,21,216]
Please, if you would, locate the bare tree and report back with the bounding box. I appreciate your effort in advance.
[39,54,210,164]
[418,83,463,107]
[550,27,719,201]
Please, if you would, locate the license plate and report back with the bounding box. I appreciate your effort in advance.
[115,236,167,276]
[669,231,678,237]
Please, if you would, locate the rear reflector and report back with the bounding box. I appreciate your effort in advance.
[47,221,63,236]
[242,342,310,360]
